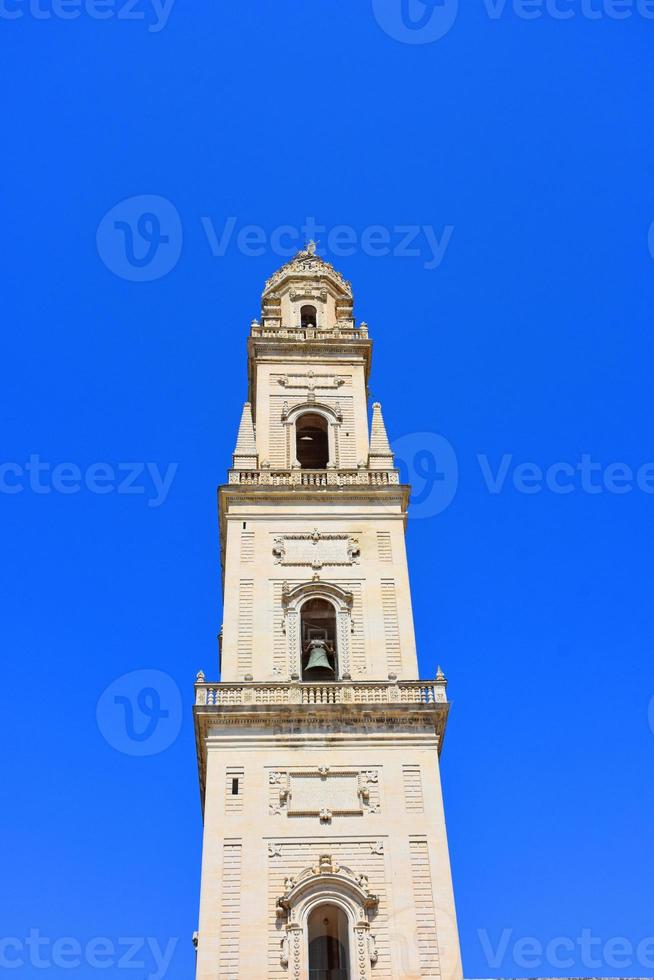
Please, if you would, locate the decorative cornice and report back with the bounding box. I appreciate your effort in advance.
[217,480,409,587]
[193,696,449,806]
[247,335,372,404]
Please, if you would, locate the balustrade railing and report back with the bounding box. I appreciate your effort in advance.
[251,324,367,341]
[195,679,447,707]
[228,468,400,487]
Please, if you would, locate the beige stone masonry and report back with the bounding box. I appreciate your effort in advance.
[194,248,463,980]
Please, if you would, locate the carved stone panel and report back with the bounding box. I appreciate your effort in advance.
[269,768,379,819]
[288,771,362,819]
[276,370,344,391]
[273,530,360,569]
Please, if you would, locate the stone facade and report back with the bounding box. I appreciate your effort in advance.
[194,245,463,980]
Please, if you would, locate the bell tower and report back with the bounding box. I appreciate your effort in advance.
[194,245,462,980]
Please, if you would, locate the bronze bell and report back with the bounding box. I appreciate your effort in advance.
[304,639,334,675]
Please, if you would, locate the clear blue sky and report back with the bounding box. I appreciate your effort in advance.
[2,2,654,978]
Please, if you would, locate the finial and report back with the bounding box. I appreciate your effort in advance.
[306,239,318,256]
[436,665,446,682]
[196,670,205,683]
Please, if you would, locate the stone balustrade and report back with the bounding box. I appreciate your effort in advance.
[195,679,447,707]
[251,324,368,341]
[228,468,400,487]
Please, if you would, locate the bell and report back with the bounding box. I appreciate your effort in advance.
[304,640,334,675]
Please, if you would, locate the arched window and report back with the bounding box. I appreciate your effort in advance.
[276,855,377,975]
[296,413,329,469]
[308,904,350,980]
[301,304,317,329]
[282,581,353,681]
[301,598,337,680]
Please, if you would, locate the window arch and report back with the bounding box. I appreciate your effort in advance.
[296,413,329,469]
[301,304,317,329]
[285,403,341,471]
[301,598,337,681]
[276,856,378,978]
[308,903,350,979]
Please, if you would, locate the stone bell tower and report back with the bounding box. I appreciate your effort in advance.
[193,244,462,980]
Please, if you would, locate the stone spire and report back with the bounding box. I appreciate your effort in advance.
[368,402,395,469]
[232,402,258,469]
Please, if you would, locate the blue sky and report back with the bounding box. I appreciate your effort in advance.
[2,1,654,977]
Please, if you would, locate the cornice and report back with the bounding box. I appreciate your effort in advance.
[193,701,449,809]
[217,482,410,583]
[247,335,373,404]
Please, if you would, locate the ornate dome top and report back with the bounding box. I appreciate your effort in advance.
[262,242,353,299]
